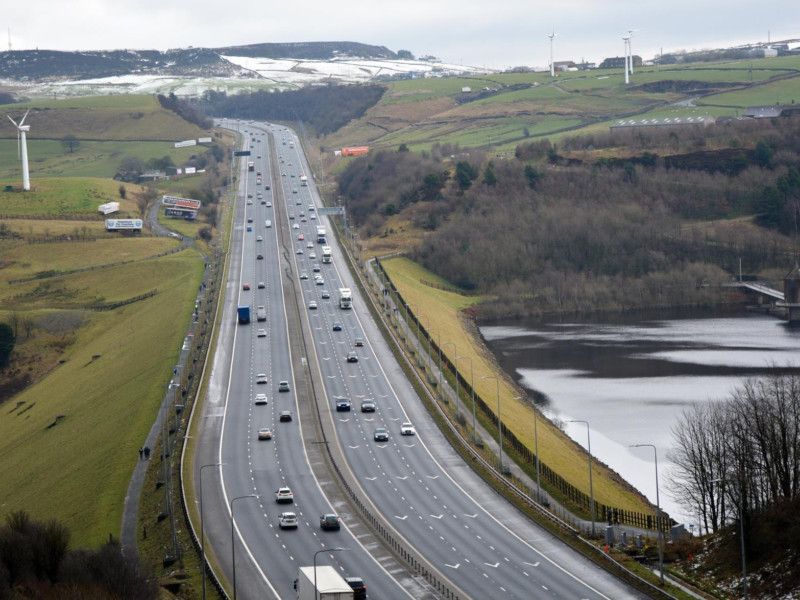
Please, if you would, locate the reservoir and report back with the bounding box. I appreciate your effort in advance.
[480,310,800,528]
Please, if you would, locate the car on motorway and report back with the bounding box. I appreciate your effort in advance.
[254,393,268,405]
[266,201,272,207]
[332,322,342,331]
[360,399,376,412]
[289,213,295,220]
[301,217,307,223]
[265,220,272,228]
[308,204,315,212]
[373,427,389,442]
[257,328,267,337]
[312,264,321,272]
[247,217,253,223]
[242,282,251,290]
[321,290,331,299]
[354,338,365,347]
[400,422,416,436]
[319,514,341,531]
[299,211,305,217]
[275,487,294,503]
[279,410,293,422]
[257,428,272,440]
[292,223,299,229]
[308,300,318,310]
[247,193,252,199]
[315,277,324,285]
[310,213,316,220]
[278,380,290,392]
[279,512,298,529]
[260,199,266,205]
[296,200,302,205]
[300,272,309,280]
[246,199,253,205]
[296,248,303,255]
[298,233,304,240]
[256,253,264,260]
[256,373,268,384]
[292,189,298,194]
[346,352,359,363]
[265,184,271,190]
[258,281,266,289]
[307,242,314,249]
[256,235,263,242]
[310,252,317,259]
[246,225,252,232]
[345,577,367,600]
[335,397,351,412]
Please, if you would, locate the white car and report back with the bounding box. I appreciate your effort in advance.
[278,511,298,529]
[256,235,263,242]
[308,300,318,310]
[400,422,416,436]
[266,201,272,207]
[309,253,317,260]
[275,487,294,503]
[254,393,268,405]
[265,220,272,228]
[246,199,253,205]
[310,214,316,220]
[256,373,268,384]
[257,328,267,337]
[292,223,300,229]
[306,242,314,249]
[296,248,303,255]
[316,277,325,286]
[258,428,272,440]
[300,272,309,280]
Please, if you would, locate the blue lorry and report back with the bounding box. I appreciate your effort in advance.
[237,305,251,324]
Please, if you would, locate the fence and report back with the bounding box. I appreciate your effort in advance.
[374,257,667,533]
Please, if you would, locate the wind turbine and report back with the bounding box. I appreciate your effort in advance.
[627,29,636,75]
[547,29,557,78]
[622,35,631,84]
[7,110,31,191]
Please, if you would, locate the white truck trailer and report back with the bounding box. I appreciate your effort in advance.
[322,246,332,264]
[295,566,353,600]
[316,226,327,244]
[300,175,308,186]
[339,288,352,310]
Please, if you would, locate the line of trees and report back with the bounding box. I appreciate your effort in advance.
[670,373,800,536]
[157,92,212,130]
[199,84,386,135]
[0,511,157,599]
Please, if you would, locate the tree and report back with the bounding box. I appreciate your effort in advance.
[398,143,409,153]
[524,165,542,189]
[0,323,14,367]
[455,161,478,191]
[482,162,497,186]
[522,126,531,138]
[61,134,80,154]
[754,140,774,168]
[118,156,145,179]
[396,49,415,60]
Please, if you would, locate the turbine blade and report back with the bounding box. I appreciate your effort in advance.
[17,130,20,160]
[6,114,18,127]
[19,109,30,126]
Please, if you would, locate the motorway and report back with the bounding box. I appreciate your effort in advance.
[195,118,646,599]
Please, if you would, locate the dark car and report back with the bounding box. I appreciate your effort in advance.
[319,513,341,531]
[335,397,351,412]
[354,338,364,347]
[345,577,367,600]
[332,322,343,331]
[279,411,292,422]
[360,400,376,413]
[256,254,264,260]
[346,352,358,363]
[373,427,389,442]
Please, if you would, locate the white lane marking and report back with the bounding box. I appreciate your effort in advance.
[444,563,460,569]
[395,515,408,520]
[430,514,443,519]
[524,561,540,568]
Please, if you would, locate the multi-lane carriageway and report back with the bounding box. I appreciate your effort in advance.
[195,119,645,599]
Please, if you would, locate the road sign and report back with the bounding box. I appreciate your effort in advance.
[317,207,345,217]
[162,195,201,209]
[165,208,198,220]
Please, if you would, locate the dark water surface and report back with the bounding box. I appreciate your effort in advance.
[480,309,800,525]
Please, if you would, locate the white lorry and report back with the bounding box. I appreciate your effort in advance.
[339,288,352,310]
[316,226,327,244]
[322,246,332,264]
[300,175,308,186]
[294,566,353,600]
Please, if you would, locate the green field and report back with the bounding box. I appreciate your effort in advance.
[0,177,138,215]
[325,55,800,153]
[0,249,203,546]
[0,139,204,179]
[0,94,206,141]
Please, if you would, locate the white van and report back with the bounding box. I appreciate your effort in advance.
[265,220,272,228]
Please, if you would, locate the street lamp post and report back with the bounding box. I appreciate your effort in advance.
[230,494,257,600]
[515,395,542,503]
[630,443,663,585]
[313,547,347,600]
[200,463,223,600]
[458,355,476,438]
[481,375,503,472]
[568,419,596,537]
[441,341,458,406]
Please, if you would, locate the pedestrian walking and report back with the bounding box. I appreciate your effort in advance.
[144,446,151,459]
[138,447,144,460]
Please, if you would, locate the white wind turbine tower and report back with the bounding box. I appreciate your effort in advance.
[622,35,631,84]
[547,29,557,77]
[627,29,636,75]
[7,110,31,191]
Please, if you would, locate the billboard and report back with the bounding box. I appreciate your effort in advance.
[234,150,251,156]
[198,137,212,144]
[162,195,201,209]
[165,208,198,220]
[175,199,201,210]
[341,146,369,157]
[317,206,346,217]
[174,139,197,148]
[105,219,143,231]
[184,166,197,175]
[97,201,120,215]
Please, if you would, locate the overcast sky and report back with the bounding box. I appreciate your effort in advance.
[6,1,799,69]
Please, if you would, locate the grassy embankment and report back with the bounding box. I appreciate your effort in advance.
[381,256,651,515]
[322,55,800,154]
[0,165,205,547]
